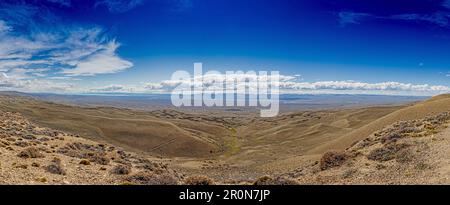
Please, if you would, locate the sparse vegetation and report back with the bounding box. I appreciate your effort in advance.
[253,176,299,185]
[57,142,110,165]
[0,93,450,185]
[88,153,110,165]
[183,175,215,185]
[367,143,409,162]
[111,164,131,175]
[45,157,66,175]
[395,148,413,163]
[14,141,29,147]
[124,172,179,185]
[17,147,44,158]
[320,151,347,170]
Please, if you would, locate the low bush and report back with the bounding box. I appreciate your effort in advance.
[45,157,66,175]
[320,151,347,170]
[183,175,215,185]
[111,164,131,175]
[124,172,179,185]
[253,176,299,185]
[17,147,44,158]
[367,143,409,162]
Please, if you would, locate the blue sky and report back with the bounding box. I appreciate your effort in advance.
[0,0,450,95]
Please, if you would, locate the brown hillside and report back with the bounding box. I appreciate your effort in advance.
[309,94,450,154]
[0,95,228,158]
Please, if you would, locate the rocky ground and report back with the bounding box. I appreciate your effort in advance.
[0,109,298,185]
[0,110,186,185]
[286,112,450,184]
[2,107,450,185]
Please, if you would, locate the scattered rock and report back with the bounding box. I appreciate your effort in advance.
[79,159,91,165]
[15,164,28,169]
[37,177,47,183]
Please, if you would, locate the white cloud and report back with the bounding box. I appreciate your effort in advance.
[279,81,450,92]
[90,84,148,93]
[0,20,133,77]
[61,41,133,76]
[0,18,133,92]
[90,84,124,92]
[0,72,73,92]
[86,74,450,96]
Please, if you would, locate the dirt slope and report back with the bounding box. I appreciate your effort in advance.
[289,111,450,184]
[0,111,181,185]
[309,94,450,154]
[0,94,229,158]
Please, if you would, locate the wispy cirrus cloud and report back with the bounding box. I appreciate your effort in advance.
[338,12,372,27]
[338,11,450,28]
[390,12,450,27]
[94,0,194,13]
[0,20,133,76]
[61,40,133,76]
[169,0,194,12]
[0,0,134,92]
[46,0,72,7]
[95,0,144,13]
[0,0,194,93]
[337,0,450,28]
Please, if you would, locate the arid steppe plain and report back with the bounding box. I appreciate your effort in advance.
[1,92,450,184]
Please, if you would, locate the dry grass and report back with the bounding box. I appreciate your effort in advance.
[57,142,110,165]
[0,94,227,158]
[315,95,450,153]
